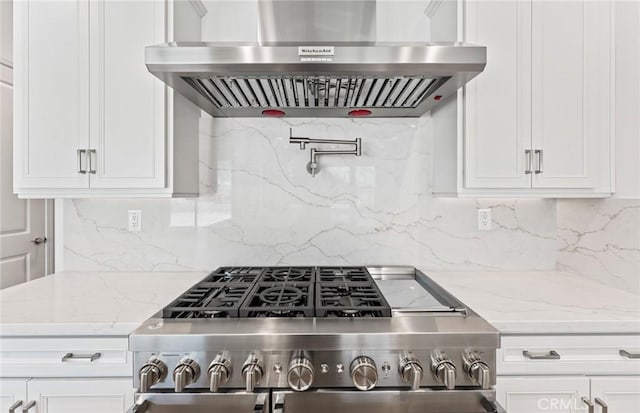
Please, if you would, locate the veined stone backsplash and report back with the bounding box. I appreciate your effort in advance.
[63,116,559,271]
[557,199,640,294]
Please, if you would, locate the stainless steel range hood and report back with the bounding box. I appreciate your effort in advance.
[145,0,486,118]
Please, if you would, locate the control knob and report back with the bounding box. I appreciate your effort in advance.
[399,355,423,390]
[208,354,232,392]
[463,350,491,390]
[139,357,168,392]
[242,353,264,392]
[173,357,201,392]
[350,356,378,391]
[287,356,314,391]
[431,351,456,390]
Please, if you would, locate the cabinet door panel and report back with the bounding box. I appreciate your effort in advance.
[0,379,27,412]
[13,0,90,189]
[591,377,640,413]
[27,378,134,413]
[88,0,165,189]
[463,0,532,189]
[496,376,590,413]
[531,0,611,189]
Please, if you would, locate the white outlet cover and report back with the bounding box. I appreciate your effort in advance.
[128,210,142,232]
[477,208,491,231]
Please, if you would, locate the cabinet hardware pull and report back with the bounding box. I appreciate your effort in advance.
[8,400,22,413]
[620,349,640,359]
[534,149,543,174]
[30,237,48,245]
[88,149,97,174]
[522,350,560,360]
[77,149,87,174]
[582,397,594,413]
[594,397,608,413]
[21,400,35,413]
[525,149,533,174]
[61,352,101,362]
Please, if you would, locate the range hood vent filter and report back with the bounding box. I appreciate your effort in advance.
[183,75,446,111]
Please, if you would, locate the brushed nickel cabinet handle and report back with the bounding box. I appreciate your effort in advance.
[594,397,608,413]
[581,397,594,413]
[534,149,543,174]
[523,350,560,360]
[21,400,35,413]
[525,149,533,174]
[620,349,640,359]
[77,149,87,174]
[61,352,101,362]
[8,400,22,413]
[88,149,97,174]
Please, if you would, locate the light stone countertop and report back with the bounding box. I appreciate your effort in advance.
[1,270,638,337]
[0,271,207,336]
[426,270,640,334]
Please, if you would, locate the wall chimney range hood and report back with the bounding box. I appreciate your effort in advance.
[145,0,486,118]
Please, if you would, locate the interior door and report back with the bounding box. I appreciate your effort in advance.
[591,377,640,413]
[0,34,51,289]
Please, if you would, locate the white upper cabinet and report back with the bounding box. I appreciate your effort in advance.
[13,0,204,198]
[88,1,166,189]
[13,0,91,189]
[432,0,614,197]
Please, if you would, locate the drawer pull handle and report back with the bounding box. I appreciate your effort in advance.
[594,397,608,413]
[61,352,101,362]
[582,397,594,413]
[21,400,36,413]
[620,349,640,359]
[522,350,560,360]
[8,400,22,413]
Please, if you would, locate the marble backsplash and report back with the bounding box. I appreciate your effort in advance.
[63,117,559,272]
[557,198,640,294]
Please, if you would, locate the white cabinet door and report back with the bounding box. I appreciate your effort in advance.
[0,379,27,412]
[463,0,532,189]
[88,0,166,189]
[26,378,134,413]
[13,0,90,189]
[530,0,611,189]
[496,376,590,413]
[591,377,640,413]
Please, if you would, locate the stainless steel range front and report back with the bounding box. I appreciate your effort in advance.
[128,266,505,413]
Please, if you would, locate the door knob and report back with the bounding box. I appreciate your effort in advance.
[31,237,48,245]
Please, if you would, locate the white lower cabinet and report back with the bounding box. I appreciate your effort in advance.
[0,379,27,412]
[26,378,134,413]
[496,334,640,413]
[591,377,640,413]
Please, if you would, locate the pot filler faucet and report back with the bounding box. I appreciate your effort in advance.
[289,128,362,177]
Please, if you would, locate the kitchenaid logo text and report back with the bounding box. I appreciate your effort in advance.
[298,46,335,56]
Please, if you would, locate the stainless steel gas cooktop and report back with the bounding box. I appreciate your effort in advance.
[128,266,504,413]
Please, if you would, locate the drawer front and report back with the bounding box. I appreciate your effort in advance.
[497,335,640,375]
[0,337,132,377]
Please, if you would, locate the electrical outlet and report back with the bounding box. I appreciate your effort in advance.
[477,208,491,231]
[128,210,142,232]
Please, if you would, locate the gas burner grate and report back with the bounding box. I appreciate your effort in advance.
[162,283,252,319]
[317,266,374,283]
[316,282,392,318]
[240,282,314,318]
[203,267,265,284]
[260,267,315,282]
